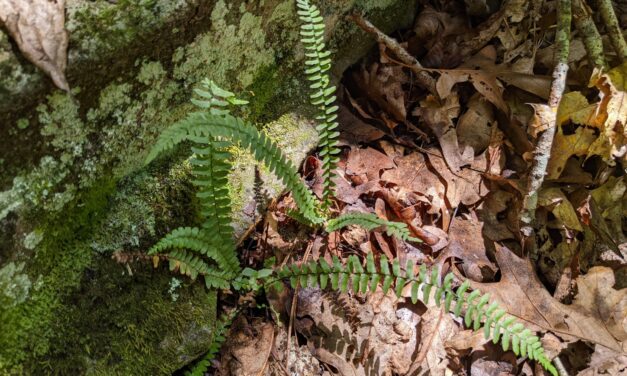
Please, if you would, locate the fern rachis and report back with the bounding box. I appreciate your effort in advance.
[263,253,557,375]
[297,0,340,209]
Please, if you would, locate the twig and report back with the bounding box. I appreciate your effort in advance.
[349,13,438,96]
[572,0,607,69]
[285,241,314,372]
[596,0,627,62]
[554,356,570,376]
[520,0,572,244]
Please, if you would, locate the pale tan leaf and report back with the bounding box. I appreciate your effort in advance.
[0,0,70,91]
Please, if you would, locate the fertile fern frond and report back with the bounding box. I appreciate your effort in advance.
[271,253,557,376]
[327,212,422,243]
[185,309,239,376]
[297,0,340,208]
[149,112,325,224]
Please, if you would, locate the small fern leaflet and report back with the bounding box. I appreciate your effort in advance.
[327,212,422,242]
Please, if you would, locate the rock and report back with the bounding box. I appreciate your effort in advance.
[0,0,418,373]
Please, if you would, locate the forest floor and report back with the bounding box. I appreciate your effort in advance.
[211,1,626,375]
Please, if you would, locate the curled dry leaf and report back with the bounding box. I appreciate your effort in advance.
[0,0,70,91]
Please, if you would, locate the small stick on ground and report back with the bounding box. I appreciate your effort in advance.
[572,0,607,69]
[520,0,572,247]
[285,241,313,373]
[349,13,438,96]
[596,0,627,62]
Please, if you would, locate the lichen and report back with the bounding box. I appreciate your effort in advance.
[173,0,276,87]
[0,262,31,307]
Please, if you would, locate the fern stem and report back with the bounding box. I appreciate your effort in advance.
[263,254,557,376]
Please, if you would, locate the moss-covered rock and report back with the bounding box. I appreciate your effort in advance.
[0,0,417,373]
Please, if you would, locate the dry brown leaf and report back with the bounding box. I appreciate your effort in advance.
[415,95,474,173]
[337,105,385,145]
[426,149,488,208]
[578,345,627,376]
[0,0,69,91]
[457,94,495,154]
[345,147,395,182]
[572,267,627,343]
[353,63,408,122]
[472,245,625,353]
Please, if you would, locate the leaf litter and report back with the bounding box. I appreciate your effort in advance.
[221,1,627,375]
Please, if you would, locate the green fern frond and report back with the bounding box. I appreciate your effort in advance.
[164,248,231,289]
[297,0,340,208]
[149,112,325,224]
[148,227,239,275]
[270,253,557,376]
[185,309,239,376]
[326,212,422,242]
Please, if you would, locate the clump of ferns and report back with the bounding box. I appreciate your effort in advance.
[144,1,557,375]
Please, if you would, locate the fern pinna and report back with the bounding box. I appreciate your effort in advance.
[267,253,557,376]
[297,0,340,209]
[327,212,422,243]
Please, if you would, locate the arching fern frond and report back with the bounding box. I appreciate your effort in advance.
[327,212,422,242]
[148,227,239,275]
[297,0,340,209]
[165,249,231,289]
[269,253,557,376]
[185,309,239,376]
[149,112,325,224]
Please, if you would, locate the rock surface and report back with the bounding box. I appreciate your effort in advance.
[0,0,417,373]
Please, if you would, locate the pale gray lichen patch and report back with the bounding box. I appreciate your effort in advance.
[89,173,157,254]
[173,0,276,87]
[0,262,31,307]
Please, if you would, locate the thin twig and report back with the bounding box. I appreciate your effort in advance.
[520,0,572,246]
[285,241,314,372]
[572,0,607,69]
[596,0,627,62]
[349,13,438,96]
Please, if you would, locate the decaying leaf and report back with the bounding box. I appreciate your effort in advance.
[0,0,70,91]
[572,267,627,344]
[473,246,625,353]
[415,95,474,173]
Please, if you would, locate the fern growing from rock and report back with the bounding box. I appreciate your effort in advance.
[143,5,557,374]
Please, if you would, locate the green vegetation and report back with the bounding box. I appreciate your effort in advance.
[143,2,557,375]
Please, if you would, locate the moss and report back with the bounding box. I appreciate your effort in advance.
[0,178,116,373]
[48,260,216,376]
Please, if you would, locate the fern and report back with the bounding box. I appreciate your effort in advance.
[267,253,557,376]
[147,112,325,224]
[326,212,422,242]
[165,248,231,289]
[297,0,340,209]
[185,309,238,376]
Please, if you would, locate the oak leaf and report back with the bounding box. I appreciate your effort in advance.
[472,245,625,352]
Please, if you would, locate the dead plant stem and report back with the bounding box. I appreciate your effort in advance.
[349,14,438,96]
[596,0,627,62]
[520,0,571,245]
[572,0,607,69]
